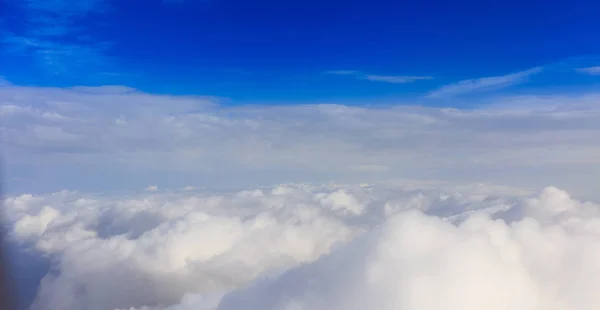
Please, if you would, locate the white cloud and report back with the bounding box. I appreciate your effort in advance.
[2,85,600,199]
[4,182,600,310]
[326,70,432,84]
[576,66,600,75]
[427,67,543,97]
[146,185,159,191]
[209,187,600,310]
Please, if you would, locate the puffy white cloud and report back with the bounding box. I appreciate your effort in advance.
[3,85,600,199]
[13,206,60,238]
[156,186,600,310]
[2,181,531,310]
[4,182,600,310]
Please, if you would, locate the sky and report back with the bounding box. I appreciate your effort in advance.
[1,0,600,102]
[4,1,600,310]
[1,0,600,197]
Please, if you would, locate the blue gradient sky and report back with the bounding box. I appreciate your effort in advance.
[1,0,600,104]
[2,0,600,197]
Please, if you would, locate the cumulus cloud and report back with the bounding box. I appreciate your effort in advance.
[3,182,600,310]
[211,190,600,310]
[2,85,600,199]
[427,66,543,97]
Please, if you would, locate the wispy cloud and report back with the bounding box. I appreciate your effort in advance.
[326,70,360,76]
[22,0,108,16]
[576,66,600,75]
[0,76,10,86]
[427,67,543,98]
[1,0,112,74]
[326,70,433,84]
[362,74,432,84]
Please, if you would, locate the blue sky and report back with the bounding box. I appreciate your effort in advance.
[2,0,600,197]
[1,0,600,104]
[4,3,600,309]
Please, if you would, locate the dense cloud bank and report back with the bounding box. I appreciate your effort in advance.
[2,85,600,197]
[3,182,600,310]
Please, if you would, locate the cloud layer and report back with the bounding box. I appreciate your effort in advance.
[3,182,600,310]
[3,82,600,309]
[211,187,600,310]
[2,84,600,198]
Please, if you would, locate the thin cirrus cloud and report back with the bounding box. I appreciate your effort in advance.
[0,76,10,86]
[1,0,112,74]
[427,66,544,98]
[576,66,600,75]
[1,0,199,75]
[326,70,433,84]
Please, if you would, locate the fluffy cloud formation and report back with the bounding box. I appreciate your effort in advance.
[3,182,600,310]
[2,84,600,198]
[211,188,600,310]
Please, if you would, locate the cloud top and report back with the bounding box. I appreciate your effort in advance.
[214,189,600,310]
[4,182,600,310]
